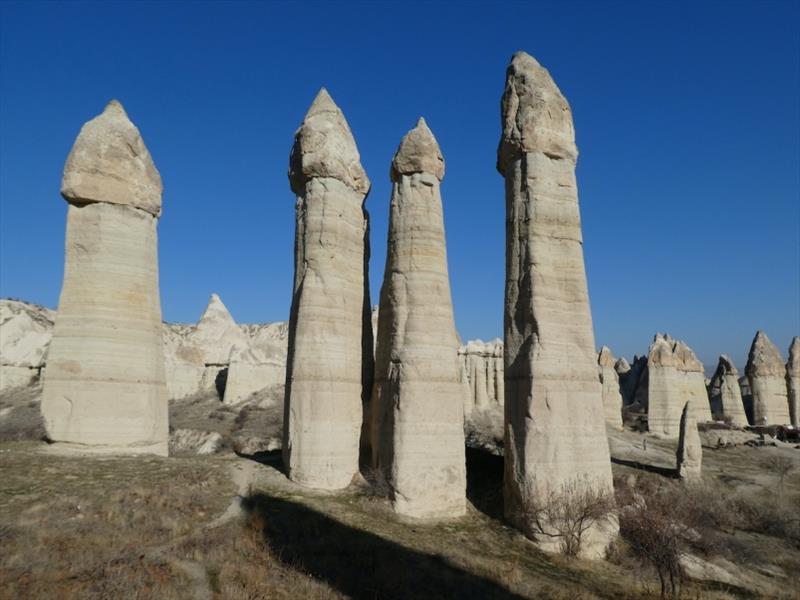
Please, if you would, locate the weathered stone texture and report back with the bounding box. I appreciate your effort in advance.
[498,52,616,558]
[459,339,504,416]
[41,101,168,455]
[598,346,624,429]
[787,337,800,427]
[708,355,748,426]
[745,331,790,425]
[0,300,54,392]
[646,334,712,437]
[283,89,373,489]
[370,119,465,518]
[676,401,702,481]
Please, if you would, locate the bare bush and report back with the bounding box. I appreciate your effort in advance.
[526,480,616,558]
[616,484,684,598]
[761,455,796,499]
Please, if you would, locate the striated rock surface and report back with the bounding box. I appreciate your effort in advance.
[646,334,712,437]
[459,338,504,416]
[745,331,790,425]
[0,300,54,392]
[786,337,799,427]
[676,401,702,481]
[41,100,168,455]
[283,89,373,489]
[224,322,288,405]
[498,52,616,558]
[370,118,465,518]
[598,347,623,429]
[708,355,748,426]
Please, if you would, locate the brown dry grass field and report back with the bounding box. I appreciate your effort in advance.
[1,428,799,599]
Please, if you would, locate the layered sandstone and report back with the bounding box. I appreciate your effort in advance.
[745,331,790,425]
[598,347,624,429]
[676,401,702,481]
[459,339,504,416]
[370,118,465,518]
[283,89,373,489]
[41,100,168,455]
[708,355,748,426]
[224,322,288,405]
[787,337,799,427]
[646,334,712,437]
[498,52,616,558]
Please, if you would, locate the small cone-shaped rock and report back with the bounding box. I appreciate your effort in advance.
[708,355,748,426]
[498,52,616,558]
[41,100,168,455]
[370,118,466,518]
[676,401,702,481]
[788,337,800,427]
[283,89,373,489]
[598,347,624,429]
[646,334,711,437]
[190,294,248,365]
[745,331,790,426]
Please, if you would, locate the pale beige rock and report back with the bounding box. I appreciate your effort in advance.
[189,294,248,366]
[224,322,288,405]
[498,52,616,558]
[283,89,373,489]
[61,100,163,217]
[41,101,168,455]
[459,338,504,416]
[370,119,465,518]
[0,300,54,392]
[598,346,624,429]
[708,355,748,426]
[745,331,790,425]
[646,334,712,437]
[169,428,223,455]
[676,401,702,481]
[786,337,799,427]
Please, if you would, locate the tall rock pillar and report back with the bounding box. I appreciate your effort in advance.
[598,346,624,429]
[787,337,800,427]
[497,52,616,558]
[41,100,168,455]
[283,89,373,489]
[371,119,466,518]
[745,331,790,426]
[708,355,748,426]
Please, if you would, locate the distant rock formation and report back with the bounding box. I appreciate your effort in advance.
[0,300,54,392]
[459,339,504,416]
[708,355,748,426]
[283,89,373,490]
[745,331,790,426]
[41,100,168,455]
[370,119,465,518]
[498,51,616,558]
[676,401,702,481]
[646,334,712,437]
[224,322,288,406]
[787,337,800,427]
[598,347,624,429]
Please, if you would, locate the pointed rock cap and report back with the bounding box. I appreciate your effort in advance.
[716,354,739,376]
[598,345,616,368]
[197,293,237,328]
[746,331,785,378]
[61,100,163,217]
[614,357,631,375]
[192,293,248,365]
[391,117,445,182]
[673,340,703,373]
[788,337,800,376]
[288,88,370,196]
[497,51,577,175]
[648,334,676,368]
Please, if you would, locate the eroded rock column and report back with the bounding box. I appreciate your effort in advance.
[370,119,466,518]
[498,52,616,558]
[787,337,799,427]
[283,89,372,489]
[708,355,748,426]
[598,347,624,429]
[41,100,168,455]
[745,331,790,426]
[676,401,702,481]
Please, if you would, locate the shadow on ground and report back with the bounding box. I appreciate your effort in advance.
[611,456,677,478]
[466,446,505,521]
[242,490,526,600]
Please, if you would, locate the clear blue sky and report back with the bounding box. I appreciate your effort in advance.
[1,1,798,371]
